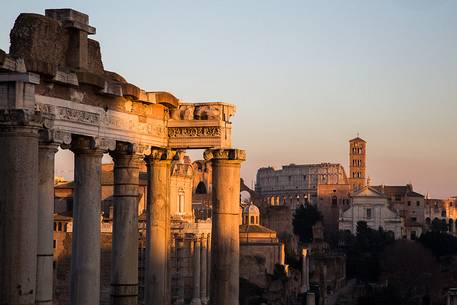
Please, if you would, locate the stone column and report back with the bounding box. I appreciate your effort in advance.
[306,292,316,305]
[175,235,185,305]
[200,235,208,305]
[110,142,140,305]
[204,149,246,305]
[144,148,175,305]
[191,237,202,305]
[301,248,310,293]
[206,233,211,300]
[70,136,104,305]
[0,109,42,305]
[36,141,59,305]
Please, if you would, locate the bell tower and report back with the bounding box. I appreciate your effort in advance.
[349,136,366,191]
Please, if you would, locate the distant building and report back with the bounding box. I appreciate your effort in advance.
[372,184,425,239]
[348,136,367,192]
[239,202,284,288]
[339,186,403,239]
[255,163,349,208]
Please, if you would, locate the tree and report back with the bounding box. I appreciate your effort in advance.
[379,240,443,305]
[292,204,323,243]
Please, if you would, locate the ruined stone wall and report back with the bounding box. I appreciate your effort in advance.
[240,243,282,288]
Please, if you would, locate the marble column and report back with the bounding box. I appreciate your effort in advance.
[110,142,140,305]
[144,148,175,305]
[204,149,246,305]
[301,248,310,293]
[200,235,208,305]
[70,136,104,305]
[36,142,59,305]
[191,237,202,305]
[0,109,42,305]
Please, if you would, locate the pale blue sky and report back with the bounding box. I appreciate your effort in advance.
[1,1,456,198]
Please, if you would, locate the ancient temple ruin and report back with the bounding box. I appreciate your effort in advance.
[0,8,245,305]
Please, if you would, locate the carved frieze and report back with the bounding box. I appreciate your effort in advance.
[168,127,221,138]
[56,106,100,125]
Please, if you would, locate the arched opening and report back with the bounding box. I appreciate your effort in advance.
[195,181,207,194]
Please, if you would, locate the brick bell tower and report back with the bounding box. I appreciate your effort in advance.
[349,135,366,191]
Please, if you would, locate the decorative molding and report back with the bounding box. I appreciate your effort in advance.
[203,149,246,161]
[168,127,221,138]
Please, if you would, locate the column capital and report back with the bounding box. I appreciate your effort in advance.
[70,135,107,154]
[0,109,44,130]
[144,147,177,163]
[203,148,246,162]
[109,141,138,159]
[39,129,71,148]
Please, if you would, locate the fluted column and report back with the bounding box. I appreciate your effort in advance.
[36,141,59,305]
[0,109,42,305]
[200,234,208,305]
[204,149,246,305]
[110,142,140,305]
[144,148,176,305]
[70,136,104,305]
[190,237,202,305]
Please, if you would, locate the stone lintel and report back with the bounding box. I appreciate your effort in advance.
[45,9,95,34]
[203,148,246,162]
[76,71,105,88]
[52,70,79,86]
[0,72,40,84]
[99,81,122,97]
[121,83,140,99]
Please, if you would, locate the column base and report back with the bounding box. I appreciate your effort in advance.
[201,297,209,305]
[173,298,184,305]
[190,298,202,305]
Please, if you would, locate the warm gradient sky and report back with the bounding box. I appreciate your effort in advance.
[1,1,456,198]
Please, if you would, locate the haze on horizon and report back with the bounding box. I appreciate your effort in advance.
[1,0,456,198]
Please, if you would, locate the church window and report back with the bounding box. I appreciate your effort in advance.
[53,222,57,231]
[250,216,254,224]
[442,210,446,217]
[58,222,62,231]
[416,201,420,206]
[53,240,56,249]
[366,208,372,219]
[244,216,248,224]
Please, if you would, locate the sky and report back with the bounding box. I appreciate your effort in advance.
[1,0,456,198]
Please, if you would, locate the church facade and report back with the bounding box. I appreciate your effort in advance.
[339,186,404,239]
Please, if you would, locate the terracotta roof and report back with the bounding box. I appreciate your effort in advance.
[372,185,424,198]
